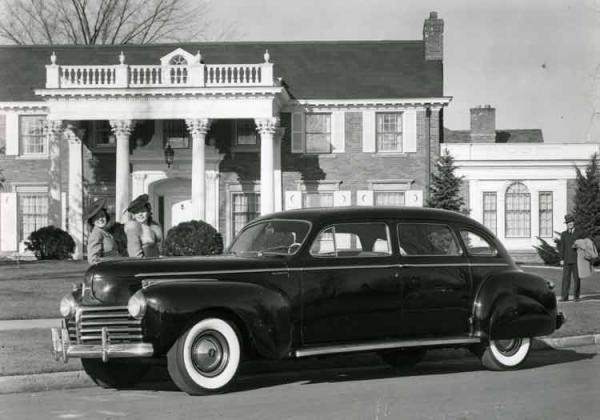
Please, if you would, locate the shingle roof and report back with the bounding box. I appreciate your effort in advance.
[443,128,544,143]
[0,41,443,102]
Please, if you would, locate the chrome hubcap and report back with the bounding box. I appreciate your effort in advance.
[495,338,521,356]
[190,330,229,377]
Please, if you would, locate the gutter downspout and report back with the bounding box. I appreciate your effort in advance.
[426,107,432,202]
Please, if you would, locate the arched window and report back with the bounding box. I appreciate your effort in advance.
[169,55,188,65]
[505,182,530,237]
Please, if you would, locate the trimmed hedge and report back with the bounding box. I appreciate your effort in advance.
[533,233,561,266]
[25,226,75,260]
[163,220,223,256]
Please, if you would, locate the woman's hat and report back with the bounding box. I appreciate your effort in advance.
[564,213,575,223]
[126,194,151,213]
[85,199,108,225]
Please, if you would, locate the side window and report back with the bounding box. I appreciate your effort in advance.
[397,223,462,256]
[460,230,498,256]
[310,223,391,257]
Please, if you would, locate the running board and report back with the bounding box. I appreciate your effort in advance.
[294,336,481,358]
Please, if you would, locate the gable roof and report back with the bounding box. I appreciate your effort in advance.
[443,128,544,143]
[0,41,443,102]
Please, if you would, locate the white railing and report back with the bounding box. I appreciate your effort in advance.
[205,64,263,86]
[59,65,117,87]
[47,62,274,89]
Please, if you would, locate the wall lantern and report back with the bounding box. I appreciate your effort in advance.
[164,144,175,168]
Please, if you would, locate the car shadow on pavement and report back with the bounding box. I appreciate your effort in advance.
[128,347,595,394]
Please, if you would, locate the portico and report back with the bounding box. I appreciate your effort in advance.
[34,48,290,258]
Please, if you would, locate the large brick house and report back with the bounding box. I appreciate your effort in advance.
[0,13,448,258]
[0,11,596,259]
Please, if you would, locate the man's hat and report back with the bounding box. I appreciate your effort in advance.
[85,199,108,225]
[564,213,575,223]
[126,194,151,213]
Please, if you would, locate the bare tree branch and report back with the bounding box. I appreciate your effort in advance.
[0,0,236,45]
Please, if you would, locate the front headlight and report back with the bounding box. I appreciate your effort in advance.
[128,291,147,319]
[59,294,76,318]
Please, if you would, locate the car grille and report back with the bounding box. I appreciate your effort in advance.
[67,305,142,344]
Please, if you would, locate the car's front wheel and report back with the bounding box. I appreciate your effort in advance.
[167,318,241,395]
[480,337,531,370]
[81,359,149,389]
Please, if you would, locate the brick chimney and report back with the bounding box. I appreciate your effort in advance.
[470,105,496,143]
[423,11,444,61]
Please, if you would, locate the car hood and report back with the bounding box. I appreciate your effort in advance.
[86,255,288,304]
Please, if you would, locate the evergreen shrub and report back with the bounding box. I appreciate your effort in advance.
[163,220,223,256]
[533,233,561,266]
[25,226,75,260]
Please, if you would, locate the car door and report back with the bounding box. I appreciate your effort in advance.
[395,222,473,337]
[299,221,401,345]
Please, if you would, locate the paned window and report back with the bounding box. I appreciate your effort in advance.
[505,182,531,237]
[235,120,258,146]
[482,192,497,234]
[232,192,260,238]
[305,113,331,153]
[303,192,334,208]
[376,112,403,152]
[374,191,405,206]
[20,115,46,154]
[539,191,553,238]
[164,120,190,149]
[19,192,48,241]
[91,121,113,147]
[310,223,391,257]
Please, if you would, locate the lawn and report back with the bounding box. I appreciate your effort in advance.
[0,329,82,376]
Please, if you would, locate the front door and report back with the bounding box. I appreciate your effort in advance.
[299,222,401,345]
[395,222,472,337]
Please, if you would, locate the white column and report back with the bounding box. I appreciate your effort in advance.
[46,119,63,227]
[185,118,211,221]
[256,118,279,215]
[110,120,135,223]
[65,126,84,260]
[273,127,285,212]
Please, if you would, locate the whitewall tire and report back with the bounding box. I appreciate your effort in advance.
[168,318,241,395]
[481,337,531,371]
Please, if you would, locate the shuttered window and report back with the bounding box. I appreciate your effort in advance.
[20,115,46,155]
[305,113,331,153]
[232,192,260,238]
[19,192,48,241]
[376,112,403,152]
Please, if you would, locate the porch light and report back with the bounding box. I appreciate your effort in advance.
[164,144,175,168]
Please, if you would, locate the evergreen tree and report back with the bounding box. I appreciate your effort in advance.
[574,152,600,244]
[426,149,467,213]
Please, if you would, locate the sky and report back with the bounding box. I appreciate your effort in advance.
[204,0,599,143]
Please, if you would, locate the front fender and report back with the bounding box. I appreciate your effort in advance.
[472,270,557,339]
[141,279,292,359]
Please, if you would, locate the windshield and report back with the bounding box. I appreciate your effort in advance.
[228,220,311,256]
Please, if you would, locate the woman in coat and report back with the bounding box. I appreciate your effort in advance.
[124,194,163,258]
[86,199,119,265]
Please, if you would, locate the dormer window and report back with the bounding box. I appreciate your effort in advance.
[169,55,188,65]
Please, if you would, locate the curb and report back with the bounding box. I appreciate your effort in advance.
[1,334,599,395]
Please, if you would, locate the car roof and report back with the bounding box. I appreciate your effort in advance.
[256,207,479,226]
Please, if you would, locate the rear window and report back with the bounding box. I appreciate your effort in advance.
[397,223,463,256]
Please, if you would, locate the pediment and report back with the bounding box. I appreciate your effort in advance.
[160,48,200,66]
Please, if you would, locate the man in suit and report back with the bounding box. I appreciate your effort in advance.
[559,213,581,302]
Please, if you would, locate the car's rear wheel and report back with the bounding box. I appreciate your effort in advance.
[81,359,149,389]
[480,337,531,370]
[167,318,241,395]
[379,348,426,370]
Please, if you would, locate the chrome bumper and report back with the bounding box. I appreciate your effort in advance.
[51,321,153,363]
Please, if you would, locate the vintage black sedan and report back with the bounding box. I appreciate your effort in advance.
[51,207,565,395]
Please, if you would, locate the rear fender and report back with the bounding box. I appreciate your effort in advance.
[472,270,557,339]
[140,279,292,359]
